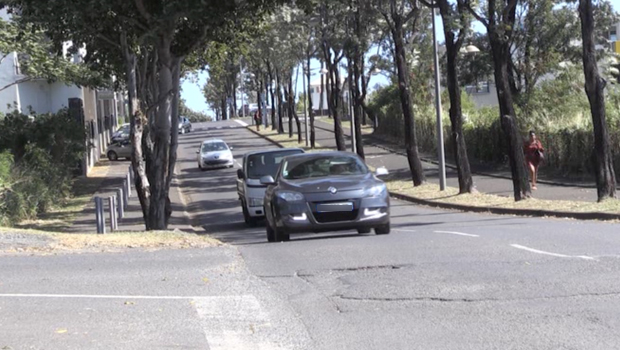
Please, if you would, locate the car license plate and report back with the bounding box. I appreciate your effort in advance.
[317,202,354,212]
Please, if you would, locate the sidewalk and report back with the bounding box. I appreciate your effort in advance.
[68,160,192,233]
[310,119,602,203]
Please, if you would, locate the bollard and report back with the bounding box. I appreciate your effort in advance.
[116,188,125,219]
[126,170,132,197]
[109,196,118,232]
[95,196,105,234]
[122,179,129,209]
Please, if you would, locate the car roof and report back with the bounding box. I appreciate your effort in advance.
[201,139,227,144]
[282,151,358,162]
[243,148,304,158]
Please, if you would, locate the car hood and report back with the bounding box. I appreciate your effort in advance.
[282,174,374,193]
[201,151,230,158]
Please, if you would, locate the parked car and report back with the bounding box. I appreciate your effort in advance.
[236,148,304,226]
[107,139,132,161]
[111,123,130,143]
[179,117,192,134]
[261,151,390,242]
[196,139,234,170]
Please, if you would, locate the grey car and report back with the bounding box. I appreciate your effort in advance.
[107,139,132,161]
[261,151,390,242]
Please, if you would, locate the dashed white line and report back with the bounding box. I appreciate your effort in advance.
[234,120,249,127]
[434,230,479,238]
[510,244,596,260]
[0,293,198,300]
[394,229,417,233]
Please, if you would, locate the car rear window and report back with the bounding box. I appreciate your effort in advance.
[282,155,368,180]
[246,150,303,179]
[201,142,228,152]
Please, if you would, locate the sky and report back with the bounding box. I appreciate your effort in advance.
[181,0,620,116]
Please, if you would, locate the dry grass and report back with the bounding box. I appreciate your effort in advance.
[251,127,331,152]
[0,227,221,255]
[319,118,374,135]
[386,181,620,214]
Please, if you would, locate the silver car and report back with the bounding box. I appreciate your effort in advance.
[197,139,234,170]
[107,139,132,161]
[179,117,192,134]
[261,151,390,242]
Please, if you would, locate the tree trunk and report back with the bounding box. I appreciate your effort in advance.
[147,34,174,230]
[360,57,367,126]
[276,70,284,134]
[221,97,228,121]
[352,41,365,159]
[308,54,316,148]
[438,1,474,194]
[121,34,150,228]
[286,76,293,139]
[579,0,616,201]
[329,64,346,151]
[390,16,425,186]
[319,60,326,117]
[165,56,182,226]
[289,75,303,144]
[489,28,531,200]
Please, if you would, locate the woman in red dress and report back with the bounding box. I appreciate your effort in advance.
[523,130,544,190]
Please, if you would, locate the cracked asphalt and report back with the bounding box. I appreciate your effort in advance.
[180,120,620,349]
[1,119,619,349]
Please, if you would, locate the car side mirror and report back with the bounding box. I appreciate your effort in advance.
[375,167,389,176]
[237,169,245,180]
[196,150,200,154]
[260,175,276,185]
[229,146,234,151]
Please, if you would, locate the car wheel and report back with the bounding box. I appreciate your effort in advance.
[266,223,277,242]
[180,128,185,135]
[375,223,390,235]
[107,151,118,161]
[274,226,290,242]
[125,157,131,161]
[242,202,258,227]
[357,228,371,234]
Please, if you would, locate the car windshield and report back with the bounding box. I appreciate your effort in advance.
[201,142,228,152]
[282,155,368,180]
[246,150,303,179]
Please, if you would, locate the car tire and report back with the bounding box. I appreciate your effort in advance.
[125,157,131,161]
[375,223,390,235]
[107,151,118,161]
[274,227,290,242]
[266,223,277,242]
[242,202,258,227]
[180,128,185,135]
[357,228,371,234]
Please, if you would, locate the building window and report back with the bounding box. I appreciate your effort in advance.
[610,29,617,42]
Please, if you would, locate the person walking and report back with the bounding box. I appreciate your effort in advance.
[254,111,261,131]
[523,130,544,190]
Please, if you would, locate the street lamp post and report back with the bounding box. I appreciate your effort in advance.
[432,6,446,191]
[303,63,309,147]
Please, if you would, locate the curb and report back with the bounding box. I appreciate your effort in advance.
[246,127,284,149]
[249,124,620,222]
[389,192,620,222]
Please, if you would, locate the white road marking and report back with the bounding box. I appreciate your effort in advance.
[510,244,596,260]
[0,293,199,300]
[434,230,479,238]
[195,295,285,350]
[217,126,223,129]
[234,160,242,168]
[234,120,249,127]
[393,229,417,233]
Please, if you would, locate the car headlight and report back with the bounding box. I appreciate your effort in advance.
[367,184,387,197]
[248,197,263,207]
[277,191,304,202]
[221,152,233,159]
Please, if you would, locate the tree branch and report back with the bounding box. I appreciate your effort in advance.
[464,1,489,28]
[0,77,32,92]
[134,0,152,21]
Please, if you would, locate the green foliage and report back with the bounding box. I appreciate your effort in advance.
[0,110,86,226]
[0,17,107,92]
[179,98,212,123]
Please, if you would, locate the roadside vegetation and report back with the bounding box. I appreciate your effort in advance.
[0,110,87,227]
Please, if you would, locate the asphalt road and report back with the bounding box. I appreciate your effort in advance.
[1,119,620,349]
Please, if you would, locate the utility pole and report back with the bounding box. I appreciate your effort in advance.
[432,6,446,191]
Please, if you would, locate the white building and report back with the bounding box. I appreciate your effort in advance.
[0,8,125,175]
[308,76,350,116]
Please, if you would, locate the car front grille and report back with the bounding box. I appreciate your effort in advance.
[312,210,359,223]
[205,159,229,165]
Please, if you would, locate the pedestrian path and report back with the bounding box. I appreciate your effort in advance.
[310,119,602,203]
[69,160,190,233]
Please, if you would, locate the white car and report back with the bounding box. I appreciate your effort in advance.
[197,139,234,170]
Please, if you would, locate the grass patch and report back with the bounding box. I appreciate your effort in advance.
[251,127,331,152]
[386,181,620,214]
[0,226,221,255]
[318,118,374,135]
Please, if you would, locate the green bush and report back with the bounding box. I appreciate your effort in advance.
[0,109,86,226]
[368,74,620,179]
